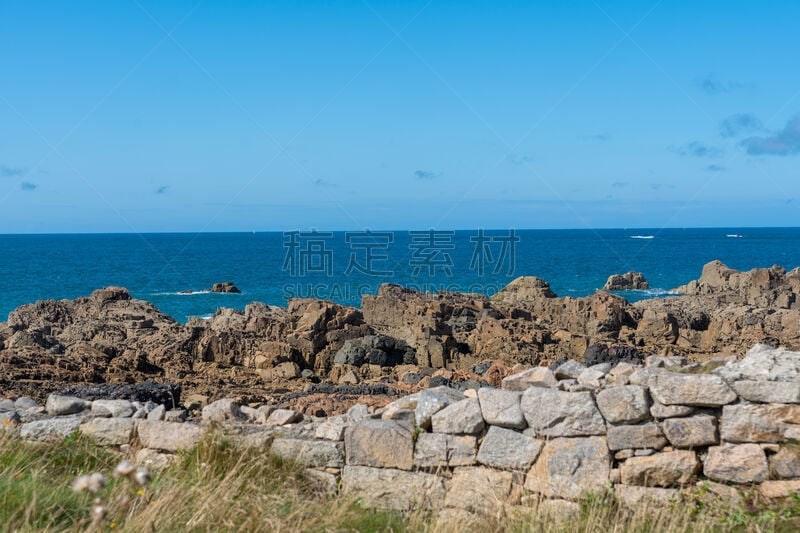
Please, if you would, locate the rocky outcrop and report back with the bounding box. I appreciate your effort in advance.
[1,287,195,389]
[361,284,486,368]
[0,288,376,402]
[209,282,241,293]
[192,298,370,379]
[675,260,800,308]
[4,260,800,403]
[629,261,800,354]
[603,272,649,291]
[491,278,636,339]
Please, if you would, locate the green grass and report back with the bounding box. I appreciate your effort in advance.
[2,431,800,532]
[0,431,121,530]
[0,431,410,532]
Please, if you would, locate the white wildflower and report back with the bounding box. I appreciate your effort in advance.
[114,460,136,478]
[71,475,91,493]
[132,466,151,487]
[91,497,107,521]
[72,472,106,493]
[88,472,107,492]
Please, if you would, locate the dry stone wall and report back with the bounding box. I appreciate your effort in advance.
[4,343,800,517]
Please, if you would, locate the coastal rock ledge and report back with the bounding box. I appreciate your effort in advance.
[4,343,800,517]
[3,260,800,406]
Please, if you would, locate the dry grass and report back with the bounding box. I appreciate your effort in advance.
[0,431,414,532]
[1,431,799,532]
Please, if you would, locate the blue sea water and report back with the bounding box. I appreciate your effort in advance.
[1,228,799,323]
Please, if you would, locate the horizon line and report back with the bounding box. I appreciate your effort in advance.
[0,225,799,237]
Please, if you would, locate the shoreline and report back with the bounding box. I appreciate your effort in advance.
[1,259,800,410]
[4,227,800,323]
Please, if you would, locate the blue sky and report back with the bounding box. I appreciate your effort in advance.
[1,0,799,233]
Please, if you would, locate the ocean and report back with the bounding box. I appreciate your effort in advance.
[1,228,798,323]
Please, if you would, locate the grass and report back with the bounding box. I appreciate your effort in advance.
[2,431,800,532]
[0,431,414,532]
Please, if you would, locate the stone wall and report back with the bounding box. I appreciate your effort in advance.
[4,343,800,518]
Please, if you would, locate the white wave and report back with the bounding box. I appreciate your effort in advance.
[726,234,743,238]
[630,235,655,239]
[612,287,680,298]
[638,288,680,297]
[150,290,211,296]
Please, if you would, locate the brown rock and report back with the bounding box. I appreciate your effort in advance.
[209,282,241,293]
[603,272,649,291]
[758,480,800,499]
[6,256,800,413]
[257,361,301,382]
[361,284,480,368]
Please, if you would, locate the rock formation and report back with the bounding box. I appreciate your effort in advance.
[2,261,800,405]
[603,271,649,291]
[631,260,800,354]
[210,282,241,293]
